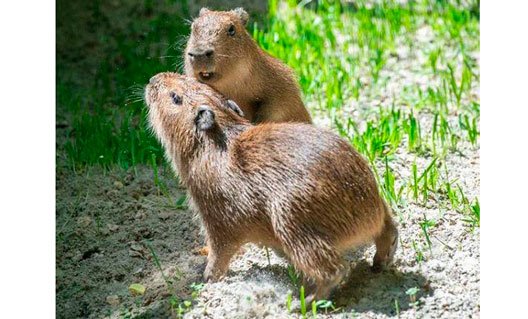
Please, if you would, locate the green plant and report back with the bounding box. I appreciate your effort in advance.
[458,113,479,146]
[403,111,422,153]
[287,265,301,288]
[419,214,436,255]
[286,292,293,313]
[411,240,424,263]
[462,197,480,229]
[394,298,400,316]
[408,158,439,204]
[300,285,307,318]
[405,287,420,307]
[382,156,404,207]
[314,300,334,315]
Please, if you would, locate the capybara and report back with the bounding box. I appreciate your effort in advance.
[145,72,398,301]
[184,7,312,124]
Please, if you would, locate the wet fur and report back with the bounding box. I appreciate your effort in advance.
[145,73,398,300]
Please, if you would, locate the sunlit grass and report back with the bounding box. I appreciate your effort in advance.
[253,0,479,232]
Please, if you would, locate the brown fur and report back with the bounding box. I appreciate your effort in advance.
[145,72,398,301]
[184,7,312,124]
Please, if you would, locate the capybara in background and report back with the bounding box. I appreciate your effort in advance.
[184,8,312,124]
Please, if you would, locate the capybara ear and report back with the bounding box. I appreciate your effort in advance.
[199,7,210,16]
[225,99,244,117]
[195,105,216,131]
[232,7,249,25]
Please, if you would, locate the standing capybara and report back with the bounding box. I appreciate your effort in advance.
[184,7,312,124]
[145,72,398,301]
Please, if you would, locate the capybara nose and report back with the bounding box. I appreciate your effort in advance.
[204,49,214,58]
[188,48,214,59]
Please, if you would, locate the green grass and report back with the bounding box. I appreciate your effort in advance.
[57,0,191,170]
[300,285,307,317]
[58,0,479,228]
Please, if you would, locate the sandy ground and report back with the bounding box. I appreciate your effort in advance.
[56,142,479,318]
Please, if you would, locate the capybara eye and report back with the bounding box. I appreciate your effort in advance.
[228,24,235,36]
[170,92,182,105]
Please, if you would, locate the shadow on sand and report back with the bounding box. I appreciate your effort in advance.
[239,257,431,317]
[333,260,431,316]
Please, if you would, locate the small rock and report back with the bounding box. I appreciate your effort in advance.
[194,246,209,256]
[77,216,92,228]
[129,283,146,296]
[428,260,445,272]
[135,211,146,220]
[113,181,124,189]
[158,211,172,220]
[106,189,119,198]
[108,224,119,232]
[72,251,83,263]
[129,243,148,259]
[129,250,143,258]
[134,227,152,239]
[81,247,101,260]
[106,295,120,306]
[130,243,143,252]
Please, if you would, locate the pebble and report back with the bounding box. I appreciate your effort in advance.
[158,211,172,220]
[76,216,92,228]
[106,295,120,306]
[134,211,146,220]
[428,259,445,272]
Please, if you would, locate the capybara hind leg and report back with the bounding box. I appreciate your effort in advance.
[284,241,348,303]
[373,214,398,272]
[304,263,348,304]
[204,241,239,282]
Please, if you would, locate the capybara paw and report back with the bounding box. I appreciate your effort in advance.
[203,271,212,282]
[371,261,385,273]
[304,293,316,306]
[372,254,389,273]
[305,283,334,305]
[304,288,336,307]
[203,264,225,282]
[203,266,215,282]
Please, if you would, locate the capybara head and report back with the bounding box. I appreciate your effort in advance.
[184,8,253,84]
[145,72,246,157]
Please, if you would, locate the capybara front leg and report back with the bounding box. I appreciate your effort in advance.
[373,214,399,272]
[203,241,239,282]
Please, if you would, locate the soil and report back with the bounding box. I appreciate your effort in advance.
[56,165,204,318]
[56,143,479,318]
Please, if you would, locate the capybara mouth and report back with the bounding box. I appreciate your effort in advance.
[198,71,215,82]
